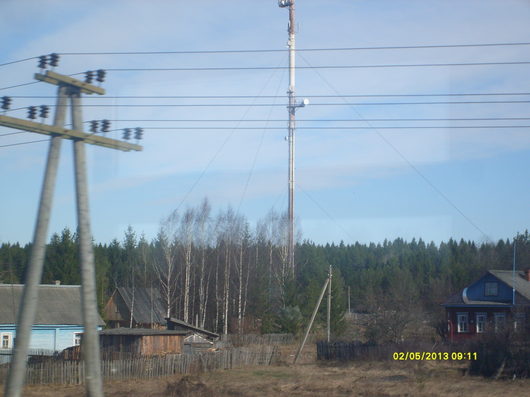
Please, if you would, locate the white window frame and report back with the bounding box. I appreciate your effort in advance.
[457,313,469,333]
[485,282,498,297]
[73,332,83,346]
[1,332,13,349]
[475,313,486,333]
[494,312,506,332]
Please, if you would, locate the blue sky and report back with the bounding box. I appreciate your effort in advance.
[1,0,530,246]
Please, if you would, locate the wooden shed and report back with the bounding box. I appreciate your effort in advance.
[99,328,186,356]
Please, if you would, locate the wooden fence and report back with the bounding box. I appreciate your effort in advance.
[221,333,295,347]
[0,346,279,385]
[316,341,443,361]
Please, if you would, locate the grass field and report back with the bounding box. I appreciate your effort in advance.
[3,359,529,397]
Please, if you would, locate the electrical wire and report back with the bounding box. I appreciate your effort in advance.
[80,117,530,123]
[86,60,530,73]
[126,125,530,131]
[0,138,48,148]
[10,92,530,99]
[10,100,529,107]
[54,41,530,56]
[298,53,491,239]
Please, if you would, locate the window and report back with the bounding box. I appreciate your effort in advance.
[476,313,486,333]
[457,313,469,333]
[485,282,498,297]
[494,313,506,332]
[74,332,82,346]
[1,333,13,349]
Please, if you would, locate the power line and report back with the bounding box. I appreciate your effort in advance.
[3,41,529,70]
[90,60,530,73]
[298,53,490,239]
[0,81,40,91]
[13,100,529,107]
[79,117,530,123]
[50,41,530,56]
[0,138,48,148]
[0,56,37,68]
[133,125,530,131]
[9,91,530,100]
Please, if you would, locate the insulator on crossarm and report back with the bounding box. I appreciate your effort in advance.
[38,55,47,70]
[85,71,94,84]
[1,96,11,111]
[96,69,106,83]
[39,105,49,119]
[101,119,110,132]
[28,106,37,120]
[49,53,60,68]
[89,120,99,133]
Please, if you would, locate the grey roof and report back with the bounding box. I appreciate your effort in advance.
[99,328,186,336]
[443,270,530,306]
[167,317,219,339]
[0,284,105,326]
[489,270,530,301]
[116,287,166,325]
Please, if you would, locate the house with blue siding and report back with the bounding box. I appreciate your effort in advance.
[0,284,105,359]
[443,270,530,341]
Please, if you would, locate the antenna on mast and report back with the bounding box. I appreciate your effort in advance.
[278,0,306,276]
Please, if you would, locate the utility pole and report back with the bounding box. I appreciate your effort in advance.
[294,276,330,364]
[2,60,141,397]
[327,265,332,342]
[278,0,307,276]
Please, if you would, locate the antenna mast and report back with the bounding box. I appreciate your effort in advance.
[279,0,307,275]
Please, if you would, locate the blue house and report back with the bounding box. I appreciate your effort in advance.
[0,283,105,359]
[443,270,530,341]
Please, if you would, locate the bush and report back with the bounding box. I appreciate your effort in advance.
[468,331,530,378]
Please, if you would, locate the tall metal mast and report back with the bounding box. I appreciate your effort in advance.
[279,0,306,275]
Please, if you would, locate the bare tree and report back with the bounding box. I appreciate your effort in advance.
[179,207,194,323]
[153,210,179,318]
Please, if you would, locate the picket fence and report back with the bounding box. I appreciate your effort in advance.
[0,346,279,385]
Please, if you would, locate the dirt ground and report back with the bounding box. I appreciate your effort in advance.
[2,359,529,397]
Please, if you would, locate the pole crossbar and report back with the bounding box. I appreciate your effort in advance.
[0,115,141,152]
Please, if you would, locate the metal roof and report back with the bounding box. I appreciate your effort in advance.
[99,328,186,336]
[488,270,530,301]
[0,284,105,325]
[115,287,166,325]
[443,270,530,307]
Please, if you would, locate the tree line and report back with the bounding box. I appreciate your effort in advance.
[0,198,528,337]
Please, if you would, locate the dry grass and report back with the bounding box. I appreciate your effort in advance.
[1,344,529,397]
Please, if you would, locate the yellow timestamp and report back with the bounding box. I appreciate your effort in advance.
[392,352,478,361]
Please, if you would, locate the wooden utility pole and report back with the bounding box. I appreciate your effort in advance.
[2,65,141,397]
[327,265,332,342]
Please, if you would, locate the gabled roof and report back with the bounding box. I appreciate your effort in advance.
[166,317,219,339]
[115,287,166,325]
[443,270,530,307]
[488,270,530,301]
[0,284,105,325]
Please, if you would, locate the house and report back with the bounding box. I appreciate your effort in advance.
[0,283,105,357]
[103,287,166,329]
[99,328,187,356]
[443,270,530,341]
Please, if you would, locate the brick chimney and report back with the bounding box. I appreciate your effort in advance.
[524,269,530,282]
